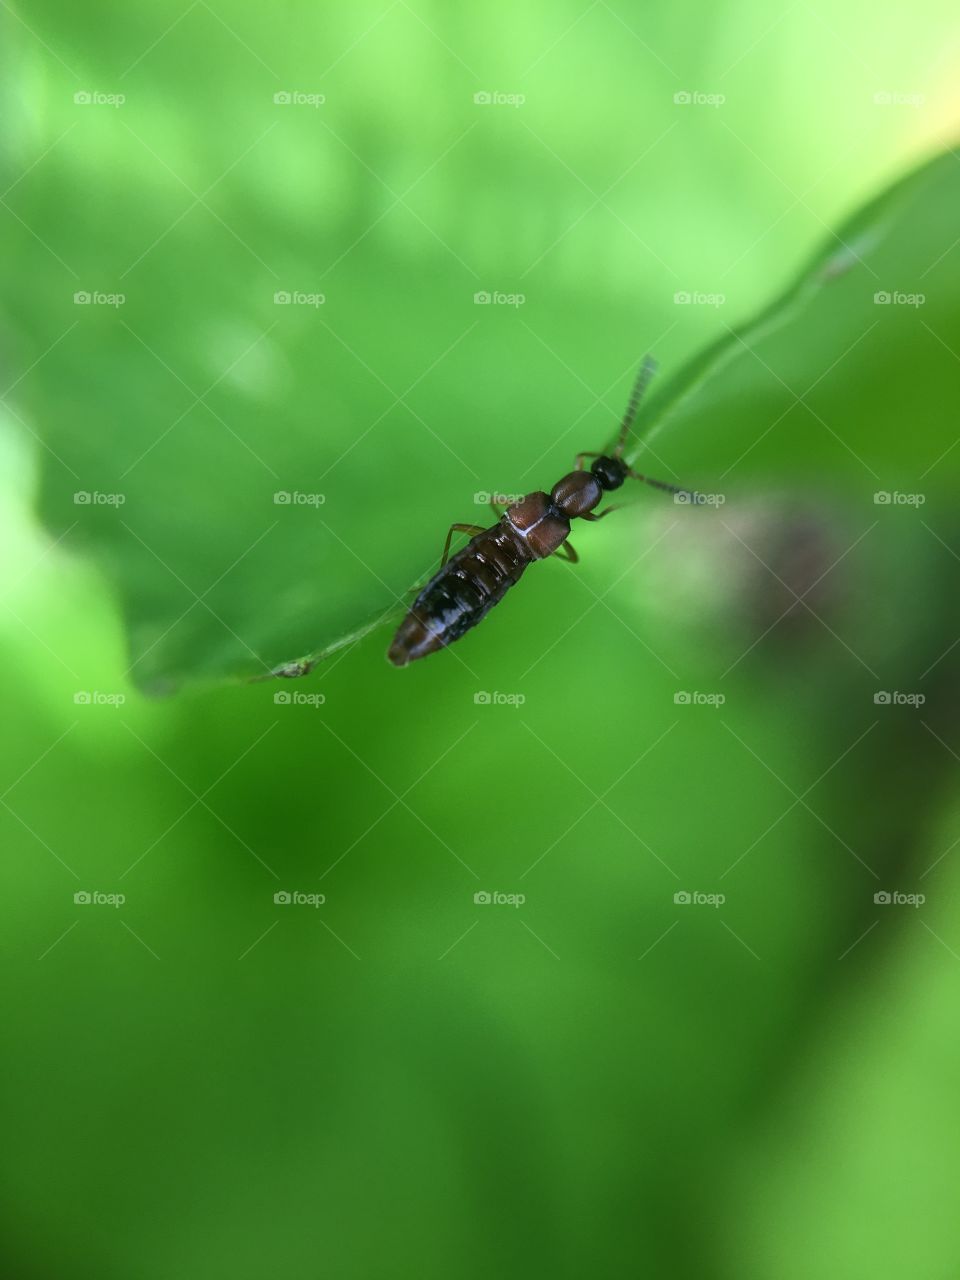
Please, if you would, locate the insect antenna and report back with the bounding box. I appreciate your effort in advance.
[614,355,658,459]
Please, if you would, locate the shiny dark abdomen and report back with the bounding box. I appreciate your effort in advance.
[389,522,532,664]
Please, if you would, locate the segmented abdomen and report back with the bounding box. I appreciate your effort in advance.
[388,522,531,666]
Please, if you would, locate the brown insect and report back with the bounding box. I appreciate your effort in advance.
[388,358,689,666]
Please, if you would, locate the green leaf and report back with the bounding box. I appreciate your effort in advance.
[627,150,960,493]
[7,15,959,689]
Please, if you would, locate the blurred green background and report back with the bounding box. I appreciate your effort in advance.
[3,2,960,1277]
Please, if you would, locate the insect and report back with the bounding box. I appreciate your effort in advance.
[388,358,691,667]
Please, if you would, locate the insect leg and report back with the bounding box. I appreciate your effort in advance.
[553,541,579,563]
[489,499,506,518]
[574,451,601,471]
[580,505,622,522]
[440,523,486,568]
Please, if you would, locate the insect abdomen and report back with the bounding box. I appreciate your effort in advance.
[388,523,530,666]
